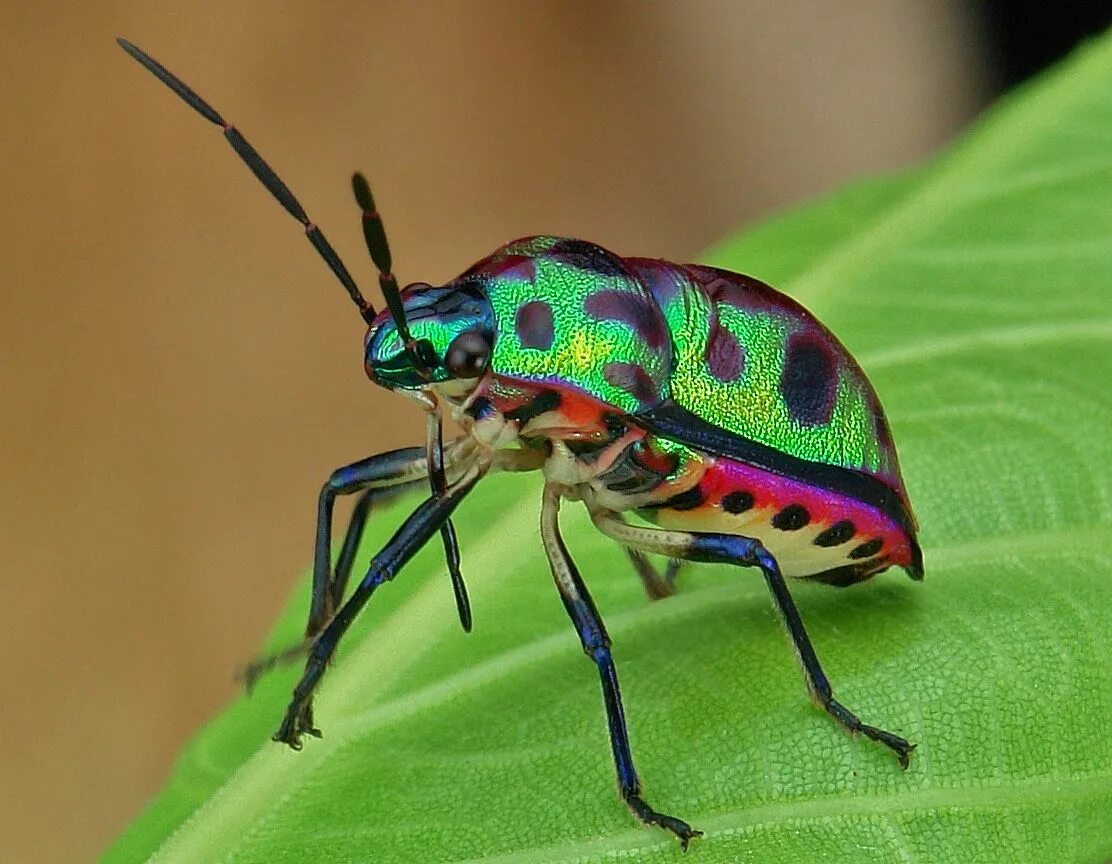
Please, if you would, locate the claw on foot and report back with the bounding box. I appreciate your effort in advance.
[893,739,916,770]
[626,792,702,851]
[861,722,916,769]
[273,702,322,750]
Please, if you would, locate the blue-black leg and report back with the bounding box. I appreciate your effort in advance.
[275,468,483,748]
[309,446,429,637]
[678,532,914,767]
[328,480,428,615]
[240,453,430,693]
[542,488,701,851]
[426,411,471,632]
[593,512,915,768]
[271,447,432,731]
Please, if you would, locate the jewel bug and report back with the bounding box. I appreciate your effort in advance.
[119,39,923,851]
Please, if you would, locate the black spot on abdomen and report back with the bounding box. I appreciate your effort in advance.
[504,390,561,425]
[655,485,705,511]
[809,561,876,588]
[849,537,884,559]
[720,490,754,514]
[771,503,810,531]
[780,331,838,426]
[814,520,856,547]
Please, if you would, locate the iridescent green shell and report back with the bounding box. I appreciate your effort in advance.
[475,239,904,491]
[630,260,903,490]
[368,235,906,502]
[471,238,672,414]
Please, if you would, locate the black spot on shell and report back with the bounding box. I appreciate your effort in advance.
[706,324,745,383]
[814,520,856,547]
[584,290,668,350]
[780,331,838,426]
[603,362,659,408]
[721,490,755,514]
[515,301,554,351]
[772,504,810,531]
[849,537,884,559]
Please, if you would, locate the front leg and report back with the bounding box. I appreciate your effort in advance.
[541,486,701,851]
[592,510,916,767]
[240,477,424,693]
[276,466,484,747]
[272,441,469,733]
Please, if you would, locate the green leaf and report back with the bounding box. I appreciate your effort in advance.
[106,35,1112,864]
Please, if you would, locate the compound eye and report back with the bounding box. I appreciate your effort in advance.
[444,330,492,379]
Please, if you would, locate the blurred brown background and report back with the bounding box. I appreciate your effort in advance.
[0,3,1004,862]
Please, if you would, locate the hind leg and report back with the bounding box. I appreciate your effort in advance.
[593,510,915,767]
[623,548,682,600]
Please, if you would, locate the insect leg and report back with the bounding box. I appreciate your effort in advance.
[541,487,701,850]
[592,511,915,768]
[277,442,474,727]
[426,411,471,632]
[309,447,431,639]
[624,549,681,600]
[276,466,484,748]
[240,476,426,692]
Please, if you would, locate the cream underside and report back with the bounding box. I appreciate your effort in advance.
[648,506,869,579]
[447,396,876,579]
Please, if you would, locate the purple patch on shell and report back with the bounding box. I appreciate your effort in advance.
[603,362,659,408]
[628,259,687,308]
[515,301,554,351]
[706,324,745,383]
[584,290,668,350]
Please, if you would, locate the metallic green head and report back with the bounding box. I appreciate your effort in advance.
[364,281,495,389]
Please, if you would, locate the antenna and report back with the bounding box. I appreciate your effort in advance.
[351,173,435,376]
[117,38,376,324]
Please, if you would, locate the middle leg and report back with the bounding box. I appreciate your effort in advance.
[541,486,701,850]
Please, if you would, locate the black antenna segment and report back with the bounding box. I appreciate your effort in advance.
[351,172,434,376]
[117,38,376,324]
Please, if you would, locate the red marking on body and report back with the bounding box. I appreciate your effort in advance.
[556,389,612,428]
[479,375,615,437]
[676,456,918,573]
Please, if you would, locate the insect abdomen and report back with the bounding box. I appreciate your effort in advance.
[636,449,921,583]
